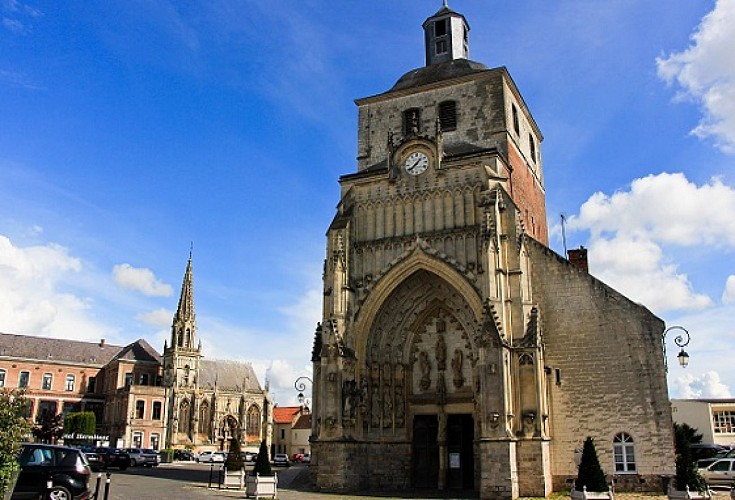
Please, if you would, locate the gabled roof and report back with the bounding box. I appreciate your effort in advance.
[199,359,262,392]
[110,339,161,364]
[273,406,302,424]
[0,332,122,367]
[293,413,311,429]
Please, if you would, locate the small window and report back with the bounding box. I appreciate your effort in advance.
[87,376,96,393]
[613,433,636,473]
[65,374,75,392]
[403,108,421,136]
[152,401,162,420]
[125,372,133,387]
[42,373,53,390]
[529,134,537,163]
[434,18,448,37]
[511,104,520,135]
[436,39,448,55]
[18,371,29,388]
[139,373,149,386]
[438,101,457,131]
[132,432,143,448]
[280,429,285,439]
[0,369,6,388]
[135,400,145,419]
[150,433,160,451]
[713,410,735,434]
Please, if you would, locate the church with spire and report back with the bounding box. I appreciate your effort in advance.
[310,3,674,498]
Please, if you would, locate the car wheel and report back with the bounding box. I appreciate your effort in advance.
[130,458,137,466]
[47,485,72,500]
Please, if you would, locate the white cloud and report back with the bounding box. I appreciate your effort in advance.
[656,0,735,153]
[673,371,733,398]
[0,233,115,340]
[136,308,172,328]
[723,276,735,304]
[564,173,735,312]
[112,263,173,297]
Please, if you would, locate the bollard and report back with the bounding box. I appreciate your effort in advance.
[208,462,214,488]
[93,473,102,499]
[103,472,111,500]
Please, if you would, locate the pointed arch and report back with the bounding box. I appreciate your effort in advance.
[179,398,191,435]
[198,399,210,435]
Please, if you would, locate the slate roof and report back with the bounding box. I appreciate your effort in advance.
[110,338,161,364]
[198,358,262,392]
[0,332,123,367]
[390,59,489,92]
[293,413,311,430]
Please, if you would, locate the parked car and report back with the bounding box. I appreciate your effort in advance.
[196,451,226,463]
[13,443,92,500]
[272,453,290,467]
[301,453,311,463]
[699,448,735,469]
[291,453,304,463]
[700,458,735,487]
[174,449,195,461]
[78,447,104,472]
[124,448,159,467]
[94,447,130,470]
[240,451,256,462]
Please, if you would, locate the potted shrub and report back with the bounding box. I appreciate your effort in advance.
[571,437,614,499]
[668,424,711,499]
[246,440,277,499]
[223,439,245,489]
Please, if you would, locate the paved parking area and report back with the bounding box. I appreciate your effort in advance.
[97,462,732,499]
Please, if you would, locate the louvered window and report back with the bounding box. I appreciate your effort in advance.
[438,101,457,131]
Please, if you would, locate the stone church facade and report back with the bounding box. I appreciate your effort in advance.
[310,5,674,498]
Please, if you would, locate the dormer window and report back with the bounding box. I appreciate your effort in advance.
[404,108,421,136]
[438,101,457,131]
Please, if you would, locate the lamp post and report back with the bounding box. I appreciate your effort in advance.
[294,376,313,409]
[662,325,691,373]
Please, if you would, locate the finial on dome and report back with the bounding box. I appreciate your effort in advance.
[443,0,448,7]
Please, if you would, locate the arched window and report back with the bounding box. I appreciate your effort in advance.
[247,406,261,437]
[179,399,191,434]
[199,400,210,435]
[177,328,183,347]
[613,433,636,473]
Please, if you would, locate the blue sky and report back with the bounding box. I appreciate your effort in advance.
[2,0,735,405]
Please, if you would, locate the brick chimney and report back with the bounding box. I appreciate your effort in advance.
[568,246,588,273]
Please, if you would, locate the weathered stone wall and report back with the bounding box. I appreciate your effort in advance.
[313,440,412,492]
[527,239,675,491]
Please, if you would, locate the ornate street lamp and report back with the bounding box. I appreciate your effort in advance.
[294,376,313,409]
[662,325,691,372]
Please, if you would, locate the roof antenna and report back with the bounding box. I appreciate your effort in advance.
[560,214,568,258]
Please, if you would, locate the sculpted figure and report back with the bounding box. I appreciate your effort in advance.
[452,348,464,388]
[435,335,447,371]
[419,351,431,391]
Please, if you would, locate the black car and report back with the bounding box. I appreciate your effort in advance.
[174,449,194,461]
[12,443,92,500]
[94,447,131,470]
[78,447,104,472]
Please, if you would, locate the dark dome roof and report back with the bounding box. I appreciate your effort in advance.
[391,59,488,91]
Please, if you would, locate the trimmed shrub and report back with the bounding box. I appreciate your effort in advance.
[252,440,273,477]
[225,438,244,471]
[674,423,707,492]
[576,437,608,492]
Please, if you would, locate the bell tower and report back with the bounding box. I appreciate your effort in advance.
[423,1,469,65]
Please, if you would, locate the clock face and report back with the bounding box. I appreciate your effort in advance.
[404,151,429,175]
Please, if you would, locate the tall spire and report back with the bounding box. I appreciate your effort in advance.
[170,255,197,350]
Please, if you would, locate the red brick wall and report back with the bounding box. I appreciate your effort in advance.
[507,143,548,245]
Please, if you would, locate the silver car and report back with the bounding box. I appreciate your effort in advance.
[700,458,735,487]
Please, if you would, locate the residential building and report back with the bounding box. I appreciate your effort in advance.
[672,399,735,447]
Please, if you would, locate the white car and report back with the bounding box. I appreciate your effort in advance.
[196,451,226,463]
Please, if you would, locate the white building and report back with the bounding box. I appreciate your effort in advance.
[672,399,735,447]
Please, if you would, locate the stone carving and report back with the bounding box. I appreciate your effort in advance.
[342,379,358,420]
[435,334,446,370]
[395,364,405,428]
[371,384,380,427]
[437,372,447,405]
[451,349,464,388]
[418,351,431,391]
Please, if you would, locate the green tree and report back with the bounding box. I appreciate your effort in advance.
[674,423,707,492]
[0,390,32,497]
[225,438,244,471]
[252,440,273,477]
[33,412,64,444]
[576,437,608,492]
